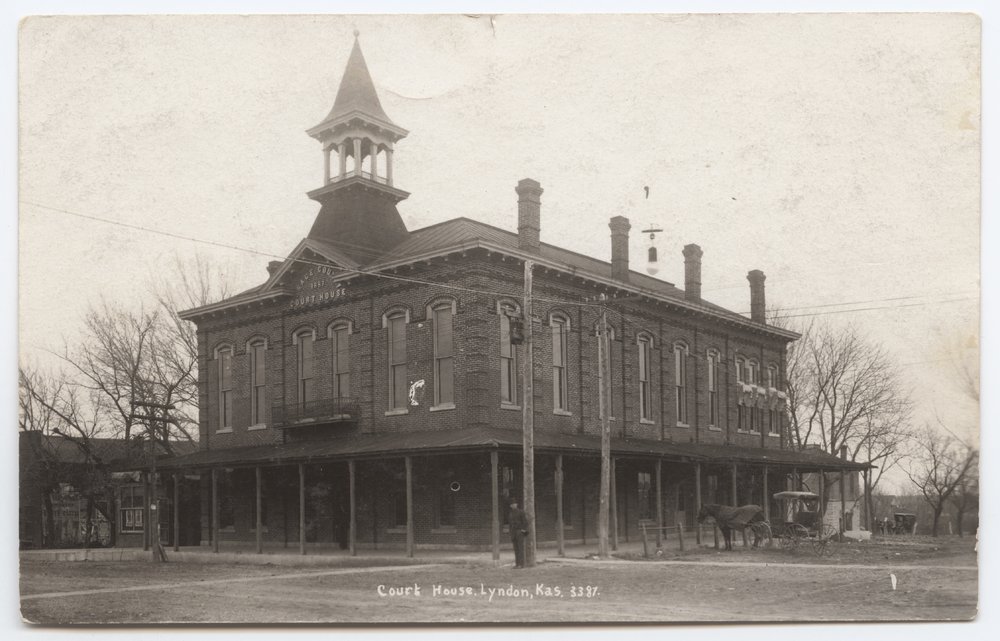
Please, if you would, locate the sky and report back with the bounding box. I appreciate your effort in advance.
[6,3,996,640]
[18,13,980,456]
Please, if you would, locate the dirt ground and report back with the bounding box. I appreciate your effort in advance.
[20,536,977,624]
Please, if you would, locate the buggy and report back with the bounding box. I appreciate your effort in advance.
[772,491,837,555]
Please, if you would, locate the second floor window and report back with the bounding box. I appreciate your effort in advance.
[296,331,314,404]
[387,313,408,410]
[638,336,652,421]
[432,303,454,406]
[674,343,688,425]
[249,342,266,425]
[217,346,233,429]
[768,365,780,435]
[707,350,719,427]
[552,316,569,411]
[500,312,518,405]
[331,324,351,398]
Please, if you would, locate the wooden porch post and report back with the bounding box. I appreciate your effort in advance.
[255,466,263,554]
[762,465,770,522]
[298,463,306,556]
[211,468,219,554]
[349,460,357,557]
[840,469,847,534]
[610,457,618,551]
[142,472,150,552]
[405,456,414,558]
[490,451,499,562]
[655,459,663,548]
[731,462,738,505]
[818,470,826,529]
[173,473,180,552]
[694,462,702,545]
[555,454,565,557]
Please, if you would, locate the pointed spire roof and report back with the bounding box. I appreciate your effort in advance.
[323,35,391,124]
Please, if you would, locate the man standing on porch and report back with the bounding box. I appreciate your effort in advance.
[509,501,528,569]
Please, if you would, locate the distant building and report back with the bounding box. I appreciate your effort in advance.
[155,36,863,554]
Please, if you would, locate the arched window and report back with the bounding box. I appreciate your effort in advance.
[551,314,570,412]
[674,342,689,426]
[429,300,456,408]
[383,309,409,411]
[498,301,520,406]
[707,349,721,429]
[247,339,267,426]
[329,321,352,398]
[637,334,654,421]
[293,328,316,405]
[748,359,761,433]
[767,364,780,435]
[215,344,234,431]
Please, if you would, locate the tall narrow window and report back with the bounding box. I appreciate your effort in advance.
[674,343,688,425]
[330,324,351,398]
[387,313,408,410]
[249,341,266,425]
[748,360,760,434]
[768,364,780,435]
[707,350,720,428]
[735,355,747,431]
[296,331,314,405]
[638,335,652,421]
[551,316,569,411]
[500,312,518,405]
[432,303,455,407]
[217,346,233,430]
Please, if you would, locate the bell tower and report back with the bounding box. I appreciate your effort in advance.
[305,33,410,263]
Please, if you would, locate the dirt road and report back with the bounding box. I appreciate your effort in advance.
[20,537,978,624]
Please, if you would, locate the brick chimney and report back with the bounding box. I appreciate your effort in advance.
[683,244,703,301]
[609,216,631,282]
[516,178,543,252]
[748,269,766,324]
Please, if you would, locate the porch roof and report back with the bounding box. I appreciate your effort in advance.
[671,442,869,471]
[146,426,863,472]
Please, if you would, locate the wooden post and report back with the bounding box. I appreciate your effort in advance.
[405,456,414,558]
[655,459,663,549]
[298,463,306,556]
[522,259,537,567]
[610,456,618,551]
[597,297,612,559]
[677,523,685,551]
[490,451,499,562]
[143,472,150,552]
[713,525,719,549]
[172,473,180,552]
[641,523,649,558]
[349,460,357,556]
[694,463,702,545]
[555,454,565,557]
[818,470,826,532]
[255,466,263,554]
[840,469,847,534]
[211,468,219,554]
[763,465,770,523]
[731,461,738,505]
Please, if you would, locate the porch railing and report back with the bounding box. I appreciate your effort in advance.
[271,397,361,428]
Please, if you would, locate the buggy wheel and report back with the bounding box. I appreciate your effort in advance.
[813,524,837,556]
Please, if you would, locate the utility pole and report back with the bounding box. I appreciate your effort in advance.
[597,294,611,559]
[132,400,174,563]
[522,259,536,568]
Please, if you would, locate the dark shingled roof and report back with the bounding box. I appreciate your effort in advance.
[28,434,197,468]
[150,426,863,471]
[318,37,393,127]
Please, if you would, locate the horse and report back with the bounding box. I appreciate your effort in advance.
[697,504,767,551]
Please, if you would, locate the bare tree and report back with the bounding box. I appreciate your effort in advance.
[19,365,117,547]
[905,426,977,537]
[774,315,914,526]
[950,466,978,537]
[148,253,235,433]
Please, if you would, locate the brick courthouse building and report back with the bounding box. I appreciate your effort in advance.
[152,38,863,555]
